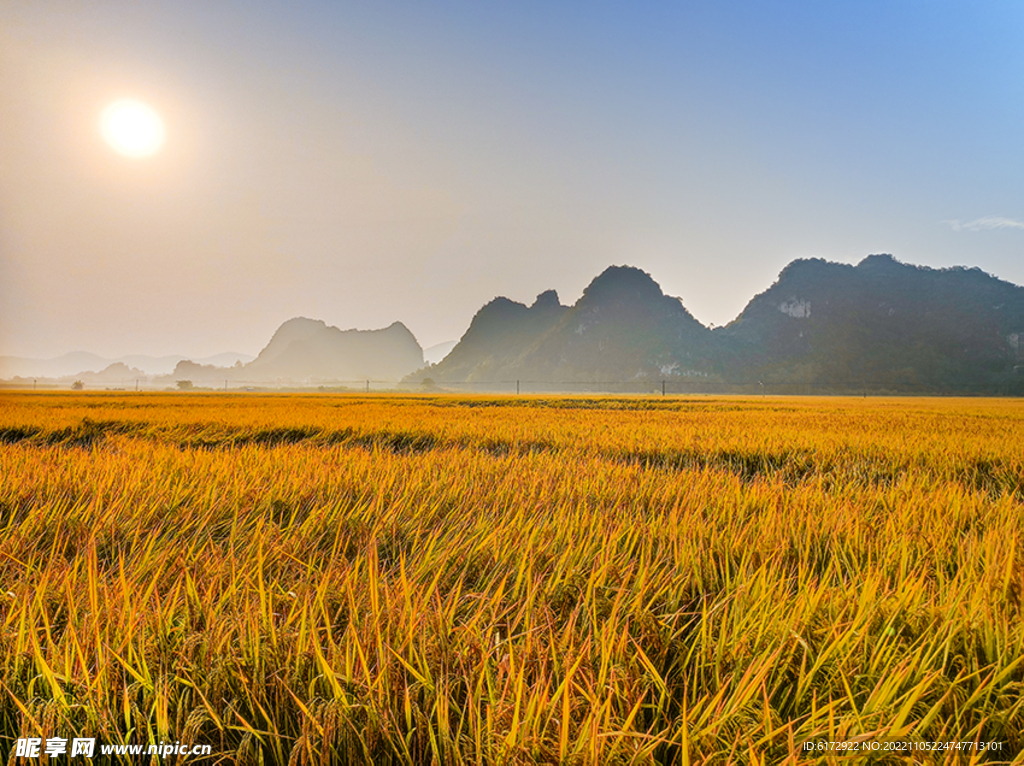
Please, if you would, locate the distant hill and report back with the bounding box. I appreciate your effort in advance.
[718,254,1024,389]
[2,319,424,387]
[412,256,1024,393]
[8,256,1022,393]
[419,266,715,383]
[240,317,423,383]
[75,362,147,387]
[423,289,568,381]
[423,340,458,365]
[0,351,253,378]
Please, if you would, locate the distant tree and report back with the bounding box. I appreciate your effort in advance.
[71,380,84,390]
[176,380,194,390]
[421,377,437,390]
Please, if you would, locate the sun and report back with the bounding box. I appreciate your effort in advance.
[100,99,166,158]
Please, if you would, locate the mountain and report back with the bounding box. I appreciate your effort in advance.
[2,318,423,387]
[168,359,245,386]
[240,317,423,383]
[423,341,458,365]
[8,256,1022,393]
[418,266,714,383]
[73,362,147,387]
[423,289,568,381]
[412,257,1024,392]
[526,267,713,380]
[718,254,1024,389]
[0,351,253,378]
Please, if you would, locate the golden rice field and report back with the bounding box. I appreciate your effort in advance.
[1,392,1023,764]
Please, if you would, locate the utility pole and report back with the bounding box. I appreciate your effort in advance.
[366,380,370,393]
[136,379,139,392]
[662,380,666,396]
[516,379,520,395]
[224,379,228,391]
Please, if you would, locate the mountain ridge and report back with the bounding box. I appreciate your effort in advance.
[717,254,1024,387]
[0,351,254,379]
[238,318,424,383]
[414,256,1024,392]
[6,255,1022,393]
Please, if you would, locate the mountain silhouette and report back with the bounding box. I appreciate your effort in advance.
[424,289,568,381]
[421,266,714,383]
[0,351,253,379]
[718,254,1024,389]
[241,318,423,382]
[413,256,1024,392]
[8,256,1022,393]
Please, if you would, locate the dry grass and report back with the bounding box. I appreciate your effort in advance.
[1,392,1022,764]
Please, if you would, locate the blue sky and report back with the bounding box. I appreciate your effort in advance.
[2,1,1022,357]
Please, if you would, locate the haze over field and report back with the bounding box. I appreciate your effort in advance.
[2,2,1024,361]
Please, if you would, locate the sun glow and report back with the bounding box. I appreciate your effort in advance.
[101,99,165,158]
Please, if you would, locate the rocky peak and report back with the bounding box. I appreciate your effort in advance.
[856,253,905,275]
[531,289,562,311]
[579,265,665,306]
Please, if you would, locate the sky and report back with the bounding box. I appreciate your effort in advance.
[2,0,1023,359]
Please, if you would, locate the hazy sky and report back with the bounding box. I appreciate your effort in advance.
[3,1,1023,358]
